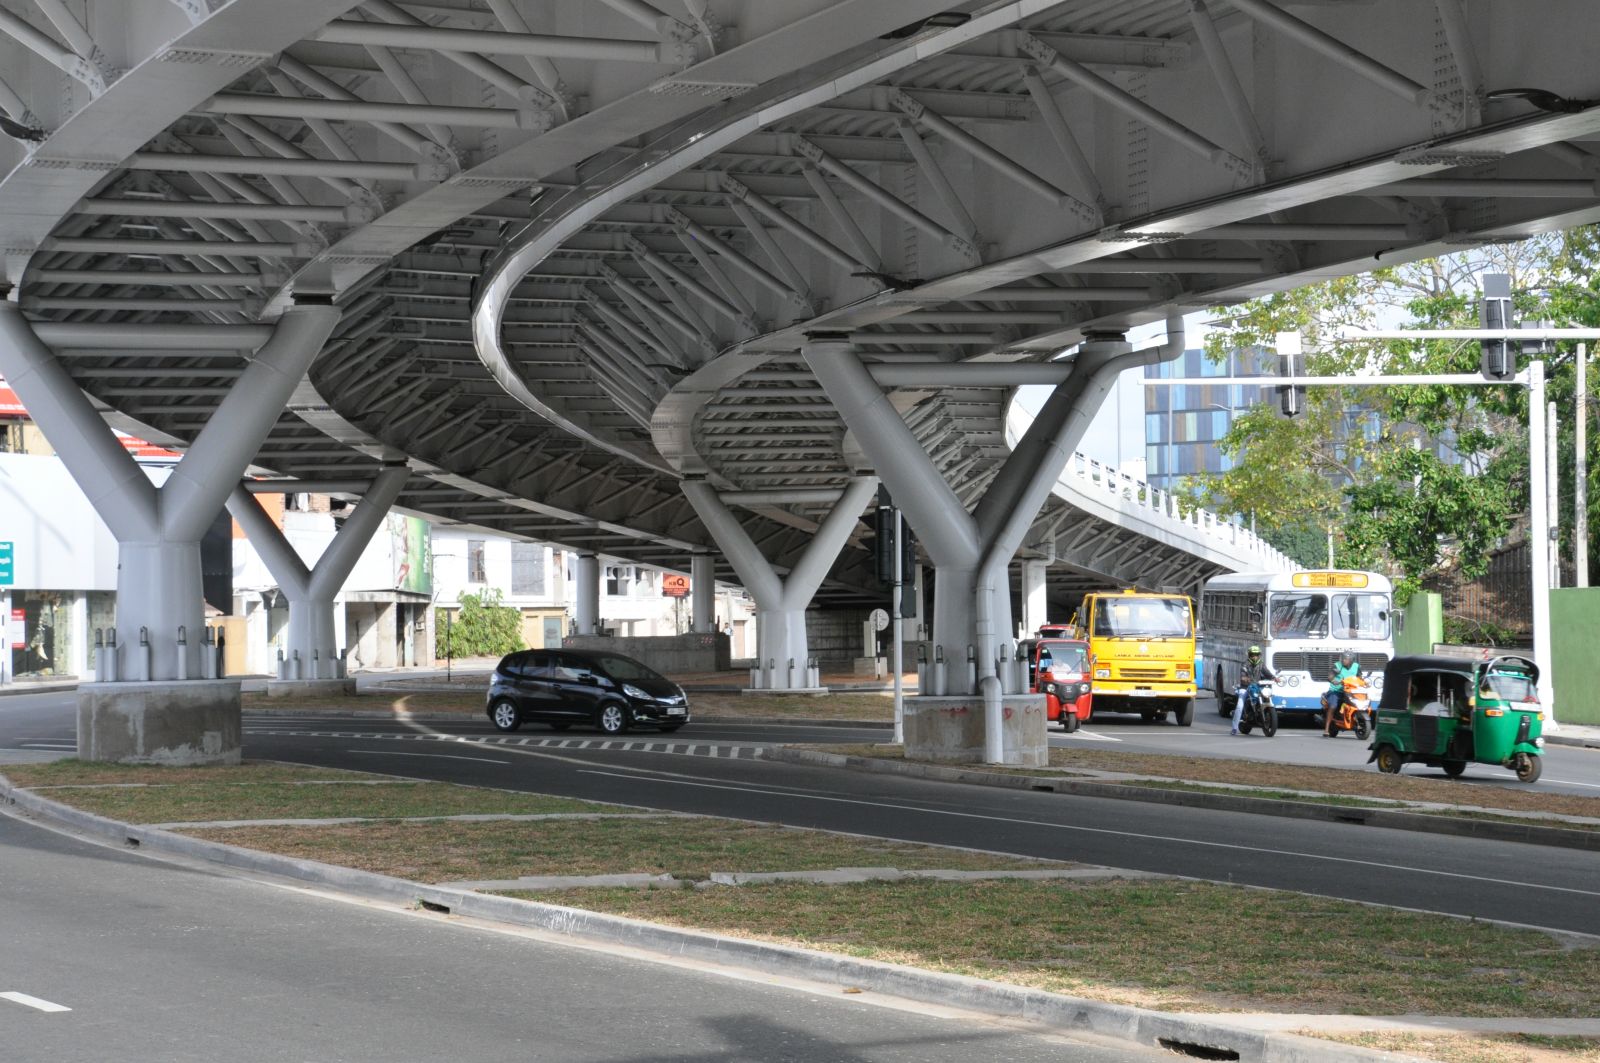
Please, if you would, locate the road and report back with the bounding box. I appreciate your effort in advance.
[5,691,1600,937]
[0,812,1162,1063]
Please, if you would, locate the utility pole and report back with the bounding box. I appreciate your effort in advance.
[1578,344,1589,588]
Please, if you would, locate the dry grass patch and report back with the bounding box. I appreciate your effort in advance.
[182,817,1064,883]
[536,879,1600,1018]
[689,691,894,720]
[810,744,1600,820]
[4,759,610,822]
[1301,1031,1600,1063]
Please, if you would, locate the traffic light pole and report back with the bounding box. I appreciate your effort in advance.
[1144,329,1600,723]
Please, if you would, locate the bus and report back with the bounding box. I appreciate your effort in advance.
[1070,589,1197,726]
[1199,570,1395,720]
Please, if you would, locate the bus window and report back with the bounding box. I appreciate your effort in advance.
[1331,593,1390,640]
[1269,593,1327,638]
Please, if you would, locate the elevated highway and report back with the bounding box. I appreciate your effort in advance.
[0,0,1594,751]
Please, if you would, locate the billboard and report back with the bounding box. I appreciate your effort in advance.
[390,515,432,594]
[662,573,689,598]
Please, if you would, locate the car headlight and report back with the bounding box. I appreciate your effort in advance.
[1094,668,1110,679]
[1079,682,1091,694]
[1534,737,1545,748]
[1175,668,1190,680]
[622,683,652,701]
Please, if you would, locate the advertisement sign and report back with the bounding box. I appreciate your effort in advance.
[0,385,23,417]
[390,515,432,594]
[662,573,690,598]
[0,541,11,585]
[7,608,23,644]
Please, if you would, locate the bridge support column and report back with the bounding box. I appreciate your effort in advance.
[1021,558,1051,636]
[683,477,877,691]
[228,466,408,695]
[574,552,600,635]
[690,550,715,633]
[0,301,339,763]
[806,316,1184,762]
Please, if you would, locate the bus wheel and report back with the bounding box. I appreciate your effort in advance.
[1176,700,1194,727]
[1215,669,1231,717]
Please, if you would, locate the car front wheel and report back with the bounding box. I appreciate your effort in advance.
[597,702,629,735]
[489,699,521,733]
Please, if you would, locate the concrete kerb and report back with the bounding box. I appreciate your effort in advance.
[763,748,1600,853]
[0,773,1423,1063]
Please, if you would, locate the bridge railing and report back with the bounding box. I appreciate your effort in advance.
[1007,405,1295,572]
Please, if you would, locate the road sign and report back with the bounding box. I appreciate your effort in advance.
[0,541,12,585]
[662,573,690,598]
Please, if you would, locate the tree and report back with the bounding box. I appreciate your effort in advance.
[437,589,524,660]
[1192,232,1599,602]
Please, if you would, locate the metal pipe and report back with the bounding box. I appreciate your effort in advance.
[894,119,980,241]
[625,239,746,325]
[1020,67,1102,211]
[205,92,528,129]
[1528,361,1554,716]
[1577,344,1589,588]
[672,211,803,305]
[798,165,882,271]
[0,7,102,92]
[797,138,971,253]
[127,152,431,181]
[33,323,273,348]
[718,488,846,505]
[1186,0,1266,162]
[869,363,1073,386]
[1223,0,1433,107]
[75,198,361,223]
[722,174,866,273]
[312,20,672,63]
[42,237,306,257]
[725,199,812,300]
[31,269,267,287]
[24,298,255,313]
[891,91,1080,212]
[243,480,373,494]
[1368,178,1595,198]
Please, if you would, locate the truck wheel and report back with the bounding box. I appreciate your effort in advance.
[1375,745,1403,774]
[1514,754,1542,784]
[1176,699,1194,727]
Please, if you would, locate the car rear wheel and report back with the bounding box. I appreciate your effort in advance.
[489,699,521,733]
[597,702,629,735]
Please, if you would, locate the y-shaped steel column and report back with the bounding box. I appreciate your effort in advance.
[0,302,340,681]
[227,466,409,681]
[574,552,600,635]
[682,477,877,690]
[690,550,715,633]
[806,317,1184,760]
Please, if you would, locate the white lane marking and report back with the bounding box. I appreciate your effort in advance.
[1,992,71,1013]
[1547,778,1600,790]
[574,769,1600,901]
[1054,729,1119,743]
[344,749,510,765]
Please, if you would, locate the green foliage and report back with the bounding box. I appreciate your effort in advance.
[1193,233,1600,595]
[437,589,524,660]
[1442,615,1521,647]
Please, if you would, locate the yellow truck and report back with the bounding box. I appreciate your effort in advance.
[1072,589,1197,726]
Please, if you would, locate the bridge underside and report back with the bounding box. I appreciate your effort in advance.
[1,0,1594,613]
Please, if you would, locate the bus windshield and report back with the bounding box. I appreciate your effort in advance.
[1331,593,1389,640]
[1269,593,1328,638]
[1093,597,1191,638]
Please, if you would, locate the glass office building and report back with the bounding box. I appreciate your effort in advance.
[1144,347,1266,491]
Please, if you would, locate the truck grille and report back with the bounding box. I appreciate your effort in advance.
[1118,667,1168,680]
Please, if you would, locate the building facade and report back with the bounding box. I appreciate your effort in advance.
[1143,346,1266,492]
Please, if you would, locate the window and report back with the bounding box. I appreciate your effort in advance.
[605,565,634,596]
[467,539,486,584]
[1269,593,1328,638]
[1331,593,1389,640]
[511,542,544,595]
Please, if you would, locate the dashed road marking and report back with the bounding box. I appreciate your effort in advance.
[1,992,71,1013]
[244,728,762,761]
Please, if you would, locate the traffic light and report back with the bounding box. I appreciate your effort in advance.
[874,485,895,584]
[898,516,917,617]
[1480,273,1516,380]
[1275,331,1305,417]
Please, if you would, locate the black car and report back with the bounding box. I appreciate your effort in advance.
[485,649,690,735]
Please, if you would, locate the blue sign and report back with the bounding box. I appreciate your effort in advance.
[0,541,11,585]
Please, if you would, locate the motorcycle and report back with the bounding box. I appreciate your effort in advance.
[1325,674,1373,739]
[1234,672,1278,737]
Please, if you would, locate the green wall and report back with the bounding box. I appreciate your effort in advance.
[1550,589,1600,726]
[1396,592,1442,657]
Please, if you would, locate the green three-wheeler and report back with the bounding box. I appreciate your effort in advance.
[1368,654,1545,784]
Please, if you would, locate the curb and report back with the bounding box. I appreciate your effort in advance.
[0,775,1411,1063]
[1547,733,1600,750]
[0,682,78,697]
[763,749,1600,853]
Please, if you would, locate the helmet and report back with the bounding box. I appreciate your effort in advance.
[1340,650,1355,667]
[1246,645,1262,661]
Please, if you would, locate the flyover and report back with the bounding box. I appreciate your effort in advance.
[1,0,1594,758]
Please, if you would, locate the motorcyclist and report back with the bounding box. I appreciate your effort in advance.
[1231,645,1276,735]
[1322,650,1361,737]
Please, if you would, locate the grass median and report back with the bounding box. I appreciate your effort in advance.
[807,743,1600,822]
[241,687,898,721]
[1301,1031,1600,1063]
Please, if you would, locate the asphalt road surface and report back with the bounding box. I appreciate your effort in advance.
[0,812,1167,1063]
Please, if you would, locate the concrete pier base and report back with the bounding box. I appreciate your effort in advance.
[76,679,242,765]
[266,678,357,698]
[902,693,1049,767]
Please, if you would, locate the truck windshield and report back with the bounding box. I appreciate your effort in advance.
[1269,593,1327,638]
[1331,593,1389,639]
[1093,598,1191,638]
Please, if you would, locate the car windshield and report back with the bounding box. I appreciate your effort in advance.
[1331,593,1389,639]
[591,654,666,683]
[1269,593,1328,638]
[1093,597,1191,638]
